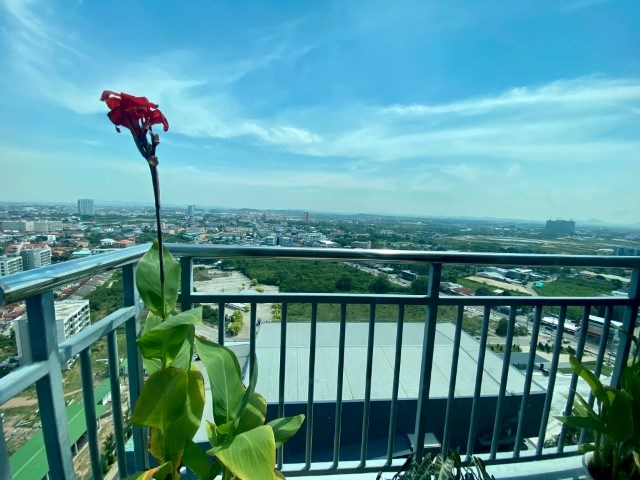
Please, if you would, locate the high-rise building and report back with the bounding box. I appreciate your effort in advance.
[188,204,197,216]
[304,211,310,223]
[14,300,91,368]
[543,219,575,237]
[19,247,52,270]
[0,255,23,277]
[77,198,95,215]
[614,246,640,256]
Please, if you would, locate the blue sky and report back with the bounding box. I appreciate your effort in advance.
[0,0,639,223]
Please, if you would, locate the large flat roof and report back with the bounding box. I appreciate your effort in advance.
[255,322,545,403]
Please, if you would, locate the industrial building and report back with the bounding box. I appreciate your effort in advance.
[254,322,546,462]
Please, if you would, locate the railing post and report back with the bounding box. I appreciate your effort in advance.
[612,268,640,387]
[123,263,149,472]
[0,414,11,479]
[414,263,442,461]
[180,257,193,312]
[26,291,75,479]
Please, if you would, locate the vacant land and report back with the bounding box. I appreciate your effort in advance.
[534,276,613,297]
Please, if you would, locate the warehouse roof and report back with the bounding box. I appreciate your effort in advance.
[254,322,545,403]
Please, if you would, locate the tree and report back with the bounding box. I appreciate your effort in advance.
[475,286,493,296]
[370,276,392,294]
[202,305,218,323]
[410,276,429,295]
[335,274,353,292]
[495,319,509,336]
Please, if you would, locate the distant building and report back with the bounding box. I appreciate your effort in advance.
[304,211,310,223]
[399,270,418,281]
[614,246,640,256]
[14,300,91,368]
[351,240,371,249]
[1,220,32,232]
[263,236,277,246]
[117,239,136,248]
[278,236,293,247]
[188,204,197,216]
[0,255,23,277]
[19,247,51,270]
[77,198,95,215]
[543,219,575,237]
[33,220,63,233]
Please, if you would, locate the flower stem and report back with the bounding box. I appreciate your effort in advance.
[148,160,166,318]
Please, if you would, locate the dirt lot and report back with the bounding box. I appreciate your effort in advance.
[193,268,280,339]
[465,276,531,294]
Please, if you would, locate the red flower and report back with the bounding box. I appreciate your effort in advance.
[100,90,169,134]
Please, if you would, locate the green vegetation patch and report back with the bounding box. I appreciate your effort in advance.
[534,276,613,297]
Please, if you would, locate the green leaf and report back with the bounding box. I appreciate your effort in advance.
[142,312,162,374]
[136,240,180,318]
[137,308,202,364]
[267,414,305,447]
[122,462,173,480]
[195,336,245,425]
[183,440,213,480]
[209,425,277,480]
[130,368,189,430]
[557,415,605,433]
[608,390,634,442]
[237,392,268,434]
[569,355,608,407]
[275,470,286,479]
[234,354,259,425]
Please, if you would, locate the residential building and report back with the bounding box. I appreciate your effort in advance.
[543,219,575,237]
[351,240,371,249]
[0,255,23,277]
[304,211,309,223]
[1,220,33,232]
[33,220,63,232]
[14,300,91,367]
[188,204,197,216]
[263,236,277,246]
[278,236,293,247]
[19,247,52,270]
[77,198,95,215]
[614,246,640,256]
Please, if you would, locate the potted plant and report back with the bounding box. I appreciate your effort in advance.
[558,354,640,479]
[379,451,494,480]
[100,91,304,479]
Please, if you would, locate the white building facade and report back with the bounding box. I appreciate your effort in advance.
[19,247,52,270]
[0,255,23,277]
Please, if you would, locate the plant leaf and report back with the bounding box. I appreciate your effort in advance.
[267,414,305,447]
[237,392,268,434]
[122,462,173,480]
[209,425,277,480]
[195,336,245,425]
[136,240,180,318]
[130,368,188,430]
[142,312,162,374]
[183,440,213,480]
[137,308,202,364]
[608,390,634,442]
[569,355,608,407]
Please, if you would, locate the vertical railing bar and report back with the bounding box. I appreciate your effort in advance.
[611,269,640,386]
[0,414,11,480]
[535,305,567,455]
[385,304,405,465]
[80,348,103,480]
[26,291,75,479]
[490,307,517,459]
[558,305,591,452]
[249,302,257,380]
[180,256,193,312]
[122,263,148,471]
[579,305,612,445]
[331,303,348,469]
[466,305,491,460]
[359,303,376,467]
[442,305,464,454]
[305,303,318,470]
[277,302,288,470]
[513,305,542,457]
[107,330,127,477]
[218,302,225,345]
[414,263,442,461]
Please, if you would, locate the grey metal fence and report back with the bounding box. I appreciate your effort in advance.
[0,244,638,479]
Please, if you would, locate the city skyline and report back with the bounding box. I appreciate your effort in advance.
[1,1,639,223]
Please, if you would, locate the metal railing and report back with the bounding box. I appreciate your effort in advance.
[0,244,639,479]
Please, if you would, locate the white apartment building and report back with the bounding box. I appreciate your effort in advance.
[14,300,91,368]
[0,255,23,277]
[33,220,63,232]
[20,247,52,270]
[1,220,34,232]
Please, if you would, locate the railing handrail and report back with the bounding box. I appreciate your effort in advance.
[2,242,639,307]
[0,244,150,306]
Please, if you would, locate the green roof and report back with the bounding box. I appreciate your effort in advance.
[9,380,111,480]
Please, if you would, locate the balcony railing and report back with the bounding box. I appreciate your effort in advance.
[0,244,639,479]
